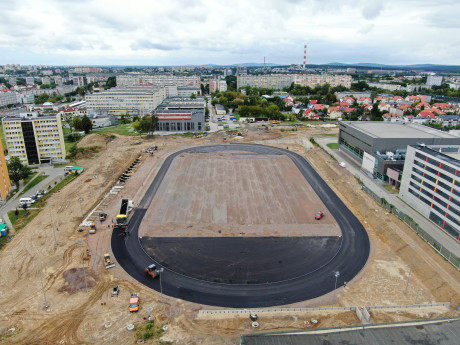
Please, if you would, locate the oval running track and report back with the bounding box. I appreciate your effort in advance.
[111,144,370,308]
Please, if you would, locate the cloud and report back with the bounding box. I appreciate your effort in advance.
[131,41,178,51]
[0,0,459,65]
[362,1,384,20]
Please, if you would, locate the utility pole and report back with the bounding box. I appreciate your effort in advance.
[40,273,49,308]
[333,271,340,303]
[159,267,165,310]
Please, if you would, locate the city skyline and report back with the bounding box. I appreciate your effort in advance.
[1,0,459,66]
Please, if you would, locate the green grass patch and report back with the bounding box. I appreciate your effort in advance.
[22,172,38,185]
[383,184,399,194]
[7,209,40,232]
[326,143,339,149]
[321,133,339,137]
[21,174,49,195]
[92,124,138,136]
[35,174,78,207]
[170,132,196,137]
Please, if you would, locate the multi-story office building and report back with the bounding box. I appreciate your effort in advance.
[2,112,66,165]
[154,97,205,132]
[400,145,460,240]
[85,86,178,116]
[338,121,460,181]
[0,139,12,199]
[0,90,20,108]
[116,75,201,88]
[294,74,352,89]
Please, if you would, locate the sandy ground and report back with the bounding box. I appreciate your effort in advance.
[0,124,459,345]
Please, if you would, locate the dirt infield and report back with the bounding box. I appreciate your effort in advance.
[139,151,340,238]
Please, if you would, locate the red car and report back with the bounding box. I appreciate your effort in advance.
[315,211,324,220]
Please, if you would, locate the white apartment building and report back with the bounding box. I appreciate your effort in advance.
[294,74,352,89]
[237,74,352,90]
[2,112,66,165]
[210,78,228,93]
[117,74,201,88]
[237,74,294,90]
[427,75,443,86]
[0,90,20,108]
[85,86,178,116]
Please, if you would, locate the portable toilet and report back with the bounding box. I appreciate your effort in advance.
[0,223,7,237]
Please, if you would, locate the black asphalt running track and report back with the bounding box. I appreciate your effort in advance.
[111,144,370,308]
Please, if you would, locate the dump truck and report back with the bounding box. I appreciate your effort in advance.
[145,264,161,278]
[129,293,140,312]
[115,199,134,230]
[104,253,115,269]
[89,223,96,234]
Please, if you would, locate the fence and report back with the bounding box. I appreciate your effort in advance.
[362,186,460,270]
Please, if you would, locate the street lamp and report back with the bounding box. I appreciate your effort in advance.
[333,271,340,302]
[159,267,164,310]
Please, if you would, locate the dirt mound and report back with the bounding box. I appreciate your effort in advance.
[77,133,112,148]
[58,267,97,294]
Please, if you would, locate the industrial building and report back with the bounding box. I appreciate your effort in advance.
[85,86,177,116]
[154,97,205,132]
[338,122,460,182]
[0,139,12,199]
[2,112,66,165]
[400,145,460,240]
[177,87,201,97]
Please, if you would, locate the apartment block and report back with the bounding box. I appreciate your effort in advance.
[427,75,443,87]
[0,139,12,199]
[117,75,201,88]
[0,90,20,108]
[294,74,352,89]
[85,86,178,116]
[237,74,294,90]
[2,112,66,165]
[400,145,460,240]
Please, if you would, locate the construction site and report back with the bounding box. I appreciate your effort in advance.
[0,124,459,345]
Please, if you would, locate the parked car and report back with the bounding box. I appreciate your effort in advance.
[112,285,119,297]
[315,211,325,220]
[36,190,46,196]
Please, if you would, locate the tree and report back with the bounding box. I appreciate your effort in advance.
[133,115,158,136]
[81,115,93,134]
[105,76,117,89]
[190,93,196,99]
[7,156,32,190]
[73,116,82,131]
[62,113,74,133]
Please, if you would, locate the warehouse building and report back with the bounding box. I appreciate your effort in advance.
[400,145,460,240]
[338,122,460,182]
[2,112,66,165]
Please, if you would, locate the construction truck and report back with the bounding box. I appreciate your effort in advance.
[115,199,134,230]
[129,293,140,312]
[104,253,115,269]
[145,264,161,278]
[89,223,96,234]
[99,212,107,222]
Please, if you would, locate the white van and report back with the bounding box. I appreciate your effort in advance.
[19,197,34,206]
[64,166,74,173]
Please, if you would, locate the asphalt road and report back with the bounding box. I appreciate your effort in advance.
[111,144,370,308]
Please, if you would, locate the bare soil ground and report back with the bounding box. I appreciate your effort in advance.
[0,125,459,345]
[140,151,340,238]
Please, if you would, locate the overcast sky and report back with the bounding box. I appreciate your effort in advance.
[1,0,459,66]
